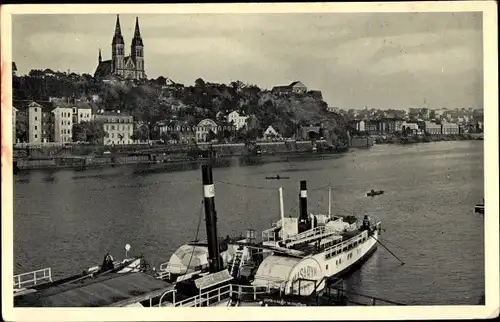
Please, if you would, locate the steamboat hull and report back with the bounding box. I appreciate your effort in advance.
[315,229,379,281]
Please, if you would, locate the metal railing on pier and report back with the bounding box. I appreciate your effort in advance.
[13,268,52,291]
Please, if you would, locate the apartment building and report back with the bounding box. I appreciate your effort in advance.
[94,110,134,145]
[53,106,73,143]
[72,104,93,124]
[27,101,43,143]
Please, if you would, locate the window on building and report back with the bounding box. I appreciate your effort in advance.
[34,126,37,130]
[34,134,37,138]
[35,116,38,121]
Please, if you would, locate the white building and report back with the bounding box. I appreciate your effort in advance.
[402,122,419,134]
[263,125,281,140]
[441,122,459,134]
[227,111,248,130]
[94,111,134,145]
[72,106,92,124]
[27,101,43,143]
[424,121,441,135]
[196,119,218,142]
[53,106,73,143]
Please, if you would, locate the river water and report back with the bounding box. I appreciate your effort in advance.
[13,141,484,305]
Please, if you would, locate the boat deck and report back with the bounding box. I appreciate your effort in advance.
[14,272,174,307]
[290,228,362,254]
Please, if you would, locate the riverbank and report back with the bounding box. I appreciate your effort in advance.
[13,140,351,172]
[14,149,348,172]
[373,133,483,145]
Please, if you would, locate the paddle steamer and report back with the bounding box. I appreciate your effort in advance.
[14,164,381,307]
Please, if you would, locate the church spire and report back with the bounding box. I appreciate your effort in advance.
[134,17,141,38]
[98,48,102,63]
[115,14,122,36]
[112,14,124,45]
[131,16,144,47]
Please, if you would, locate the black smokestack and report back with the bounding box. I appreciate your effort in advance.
[298,180,310,233]
[201,164,221,273]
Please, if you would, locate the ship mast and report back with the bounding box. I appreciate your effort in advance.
[279,186,286,239]
[328,185,332,219]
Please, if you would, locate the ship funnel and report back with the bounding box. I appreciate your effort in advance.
[298,180,310,233]
[201,164,221,273]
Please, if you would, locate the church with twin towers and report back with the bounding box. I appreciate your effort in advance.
[94,15,147,80]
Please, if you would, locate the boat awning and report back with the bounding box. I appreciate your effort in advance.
[14,272,174,307]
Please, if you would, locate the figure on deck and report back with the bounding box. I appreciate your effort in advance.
[101,253,115,272]
[362,215,371,231]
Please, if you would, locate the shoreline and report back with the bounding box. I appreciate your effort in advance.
[13,136,482,172]
[373,133,483,145]
[14,150,348,173]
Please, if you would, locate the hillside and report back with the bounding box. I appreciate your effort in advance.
[13,71,348,143]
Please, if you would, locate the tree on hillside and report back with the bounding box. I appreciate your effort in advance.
[195,78,206,87]
[15,118,29,143]
[156,76,167,86]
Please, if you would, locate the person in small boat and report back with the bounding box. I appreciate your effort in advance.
[370,189,375,195]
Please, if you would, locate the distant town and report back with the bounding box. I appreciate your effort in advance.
[11,15,484,149]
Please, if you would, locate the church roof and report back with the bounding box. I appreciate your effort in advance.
[123,56,137,69]
[94,60,112,78]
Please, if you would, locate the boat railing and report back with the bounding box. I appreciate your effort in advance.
[174,284,233,307]
[159,283,275,307]
[284,225,327,243]
[262,227,278,242]
[159,262,204,274]
[285,226,341,248]
[13,267,52,290]
[322,230,369,255]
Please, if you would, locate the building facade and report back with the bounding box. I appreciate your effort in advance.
[72,106,93,124]
[441,122,459,134]
[263,126,280,140]
[94,15,146,80]
[271,81,308,95]
[227,111,248,130]
[196,119,218,142]
[424,121,442,135]
[53,107,74,143]
[95,111,134,145]
[27,102,43,143]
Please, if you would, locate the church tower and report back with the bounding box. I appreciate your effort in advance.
[111,14,124,76]
[130,17,145,79]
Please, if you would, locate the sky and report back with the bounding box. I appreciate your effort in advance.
[12,12,483,110]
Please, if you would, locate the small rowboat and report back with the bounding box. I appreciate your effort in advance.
[265,176,290,180]
[367,190,384,197]
[474,204,484,214]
